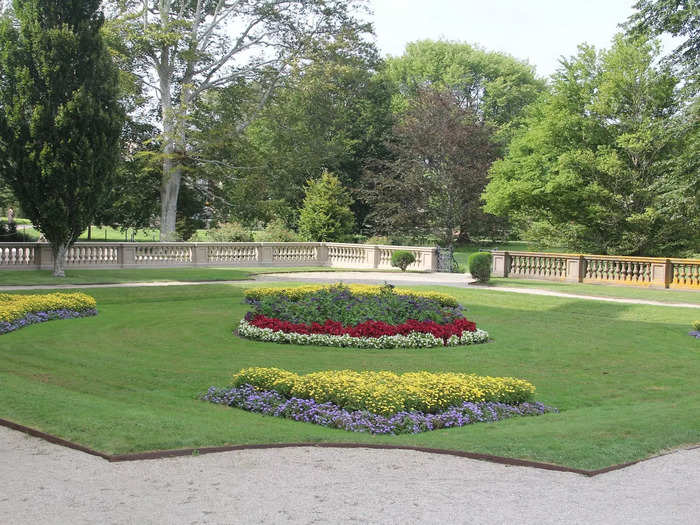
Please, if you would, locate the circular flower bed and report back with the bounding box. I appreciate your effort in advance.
[239,284,489,348]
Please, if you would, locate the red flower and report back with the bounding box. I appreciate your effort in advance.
[248,315,477,343]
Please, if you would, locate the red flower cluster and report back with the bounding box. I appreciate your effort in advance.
[249,315,477,341]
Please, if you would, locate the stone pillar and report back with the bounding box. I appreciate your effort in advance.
[368,246,381,269]
[259,244,274,265]
[120,244,136,268]
[317,243,329,266]
[651,260,670,288]
[491,251,509,278]
[192,244,209,266]
[565,256,584,283]
[38,244,54,270]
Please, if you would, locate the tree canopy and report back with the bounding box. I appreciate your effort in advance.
[0,0,124,275]
[483,35,698,256]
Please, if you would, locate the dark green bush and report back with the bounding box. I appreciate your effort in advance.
[468,252,492,282]
[391,250,416,271]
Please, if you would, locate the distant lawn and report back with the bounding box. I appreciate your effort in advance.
[0,267,337,286]
[0,283,698,470]
[454,241,567,271]
[484,278,700,306]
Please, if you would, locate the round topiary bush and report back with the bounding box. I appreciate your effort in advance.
[391,250,416,271]
[468,252,492,282]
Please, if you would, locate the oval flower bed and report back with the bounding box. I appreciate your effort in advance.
[0,292,97,335]
[202,367,557,435]
[239,284,489,348]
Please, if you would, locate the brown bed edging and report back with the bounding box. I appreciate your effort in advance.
[0,416,677,477]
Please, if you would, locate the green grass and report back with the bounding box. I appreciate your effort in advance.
[1,283,698,469]
[0,267,337,286]
[484,278,700,305]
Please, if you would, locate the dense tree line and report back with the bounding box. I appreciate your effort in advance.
[1,0,697,260]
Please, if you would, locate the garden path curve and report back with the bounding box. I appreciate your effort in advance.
[1,426,698,524]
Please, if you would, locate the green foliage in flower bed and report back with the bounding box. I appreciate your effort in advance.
[246,283,464,325]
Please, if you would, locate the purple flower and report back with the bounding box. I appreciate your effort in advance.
[200,385,557,435]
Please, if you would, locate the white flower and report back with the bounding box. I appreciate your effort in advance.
[237,320,489,349]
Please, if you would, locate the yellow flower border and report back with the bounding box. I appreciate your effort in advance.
[244,284,458,307]
[0,292,97,323]
[232,367,535,416]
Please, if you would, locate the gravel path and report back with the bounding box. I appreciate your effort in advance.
[1,426,698,524]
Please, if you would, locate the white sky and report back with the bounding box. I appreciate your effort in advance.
[368,0,637,78]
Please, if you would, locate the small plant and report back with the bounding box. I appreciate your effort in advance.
[208,222,253,242]
[365,235,391,245]
[253,218,301,242]
[468,252,492,282]
[391,250,416,271]
[693,321,700,331]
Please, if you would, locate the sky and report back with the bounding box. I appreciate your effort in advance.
[368,0,638,78]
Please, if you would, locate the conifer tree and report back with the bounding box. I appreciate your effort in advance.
[0,0,123,276]
[298,171,355,242]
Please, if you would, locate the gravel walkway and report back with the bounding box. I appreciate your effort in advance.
[1,426,698,524]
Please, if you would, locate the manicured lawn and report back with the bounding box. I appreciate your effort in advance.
[0,267,336,286]
[1,283,698,469]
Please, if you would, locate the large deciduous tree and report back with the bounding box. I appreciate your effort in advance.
[0,0,124,276]
[627,0,699,93]
[384,39,544,144]
[483,35,699,256]
[191,30,392,229]
[107,0,369,240]
[364,88,496,247]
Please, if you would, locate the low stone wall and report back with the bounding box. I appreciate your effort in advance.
[491,251,700,290]
[0,242,438,272]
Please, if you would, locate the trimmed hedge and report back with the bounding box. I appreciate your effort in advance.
[468,252,492,282]
[390,250,416,271]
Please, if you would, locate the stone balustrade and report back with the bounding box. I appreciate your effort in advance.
[0,242,438,272]
[491,251,700,289]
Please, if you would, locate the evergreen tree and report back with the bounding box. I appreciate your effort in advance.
[298,171,355,242]
[0,0,123,276]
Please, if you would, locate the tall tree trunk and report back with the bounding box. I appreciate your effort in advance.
[159,64,181,242]
[160,144,181,241]
[52,242,68,277]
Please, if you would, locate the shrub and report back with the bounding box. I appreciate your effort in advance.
[693,320,700,331]
[208,222,253,242]
[298,171,355,242]
[365,235,391,245]
[231,367,536,416]
[391,250,416,271]
[253,218,301,242]
[468,252,492,282]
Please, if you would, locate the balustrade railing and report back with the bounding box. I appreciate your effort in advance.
[0,242,438,272]
[492,251,699,289]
